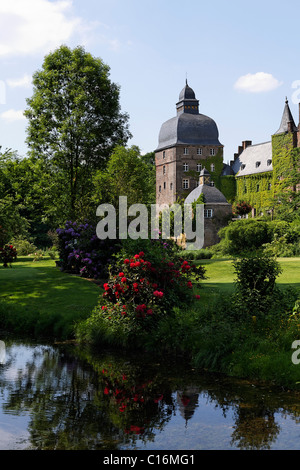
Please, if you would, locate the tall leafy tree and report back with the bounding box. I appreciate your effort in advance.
[24,45,132,220]
[92,146,156,209]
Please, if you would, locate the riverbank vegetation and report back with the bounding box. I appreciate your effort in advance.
[1,252,300,388]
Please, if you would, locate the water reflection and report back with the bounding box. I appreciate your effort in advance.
[0,339,300,450]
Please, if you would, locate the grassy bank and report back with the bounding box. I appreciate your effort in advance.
[1,256,300,388]
[0,256,100,339]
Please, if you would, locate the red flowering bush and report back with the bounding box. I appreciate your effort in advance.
[90,249,206,344]
[0,244,17,267]
[232,201,252,217]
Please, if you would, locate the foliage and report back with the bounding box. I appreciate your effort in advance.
[219,175,236,203]
[213,218,300,258]
[56,220,120,279]
[232,200,252,217]
[0,244,17,267]
[232,255,282,318]
[272,143,300,221]
[10,237,37,255]
[76,240,206,348]
[24,45,131,220]
[215,219,272,256]
[92,145,156,209]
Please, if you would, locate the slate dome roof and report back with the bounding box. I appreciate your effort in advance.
[185,183,229,205]
[156,82,222,151]
[179,83,196,100]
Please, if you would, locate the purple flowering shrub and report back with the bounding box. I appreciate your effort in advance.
[56,221,120,280]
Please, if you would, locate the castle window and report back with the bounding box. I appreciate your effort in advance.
[163,182,166,189]
[256,184,260,192]
[210,181,215,187]
[159,185,161,192]
[163,165,166,175]
[163,151,166,159]
[183,163,189,172]
[210,163,215,172]
[170,182,173,190]
[255,161,261,168]
[197,163,202,172]
[267,159,272,166]
[204,209,213,218]
[210,149,215,156]
[241,164,246,170]
[182,179,189,189]
[197,148,202,155]
[183,147,189,155]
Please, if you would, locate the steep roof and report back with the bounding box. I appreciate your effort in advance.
[274,98,297,134]
[232,141,273,177]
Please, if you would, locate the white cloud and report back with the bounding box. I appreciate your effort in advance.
[6,74,32,88]
[0,0,89,57]
[0,109,25,122]
[234,72,282,93]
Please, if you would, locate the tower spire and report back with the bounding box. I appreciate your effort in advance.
[274,97,297,134]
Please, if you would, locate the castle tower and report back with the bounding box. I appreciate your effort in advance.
[155,82,224,206]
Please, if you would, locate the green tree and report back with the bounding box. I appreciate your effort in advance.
[0,149,30,245]
[92,146,156,209]
[24,45,132,220]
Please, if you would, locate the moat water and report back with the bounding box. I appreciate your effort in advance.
[0,336,300,450]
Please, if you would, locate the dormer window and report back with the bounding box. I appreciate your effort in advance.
[183,148,189,155]
[255,161,261,168]
[197,148,202,155]
[267,159,272,166]
[209,149,215,156]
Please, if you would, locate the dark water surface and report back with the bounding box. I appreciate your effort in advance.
[0,337,300,450]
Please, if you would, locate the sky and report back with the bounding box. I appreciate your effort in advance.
[1,0,300,164]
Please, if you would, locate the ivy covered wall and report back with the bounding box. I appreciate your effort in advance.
[236,172,274,213]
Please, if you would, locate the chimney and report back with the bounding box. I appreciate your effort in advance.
[242,140,252,149]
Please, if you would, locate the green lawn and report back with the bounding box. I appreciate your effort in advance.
[0,256,100,339]
[197,257,300,306]
[0,255,299,340]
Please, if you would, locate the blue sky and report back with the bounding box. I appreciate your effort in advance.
[1,0,300,163]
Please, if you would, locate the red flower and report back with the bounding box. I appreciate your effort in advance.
[121,277,127,283]
[124,259,130,264]
[119,272,125,277]
[147,309,153,315]
[195,294,201,299]
[134,254,140,259]
[153,290,163,298]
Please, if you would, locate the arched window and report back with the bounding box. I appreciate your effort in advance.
[210,163,215,172]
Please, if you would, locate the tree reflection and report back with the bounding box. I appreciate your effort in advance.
[0,342,300,450]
